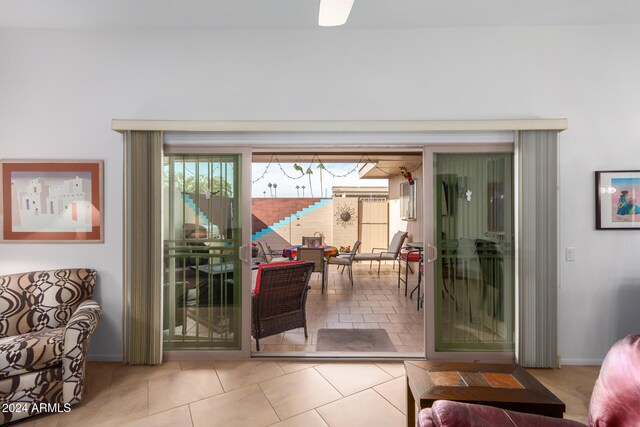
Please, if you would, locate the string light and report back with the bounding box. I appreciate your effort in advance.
[251,154,275,183]
[253,153,421,183]
[275,156,307,180]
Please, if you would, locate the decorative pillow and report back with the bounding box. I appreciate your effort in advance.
[254,260,306,295]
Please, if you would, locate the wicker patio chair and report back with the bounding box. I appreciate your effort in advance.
[297,247,326,293]
[251,261,315,351]
[302,236,322,246]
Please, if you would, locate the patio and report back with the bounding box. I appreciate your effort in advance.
[248,256,509,353]
[164,153,510,355]
[251,262,424,353]
[172,255,510,354]
[174,262,425,354]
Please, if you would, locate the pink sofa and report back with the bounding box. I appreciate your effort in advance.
[418,334,640,427]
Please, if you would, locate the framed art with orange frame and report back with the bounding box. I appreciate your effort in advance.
[0,160,104,242]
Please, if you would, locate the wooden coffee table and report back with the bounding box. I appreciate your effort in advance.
[405,361,565,427]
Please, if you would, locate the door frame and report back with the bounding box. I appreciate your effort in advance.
[111,120,569,361]
[423,144,516,362]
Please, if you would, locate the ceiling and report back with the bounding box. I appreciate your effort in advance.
[1,0,640,29]
[252,152,422,163]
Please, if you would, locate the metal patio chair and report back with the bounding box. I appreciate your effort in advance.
[354,231,408,275]
[328,240,361,287]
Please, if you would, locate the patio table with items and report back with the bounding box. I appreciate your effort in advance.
[282,244,339,260]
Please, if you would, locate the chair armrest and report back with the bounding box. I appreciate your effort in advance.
[379,251,399,257]
[371,248,390,260]
[64,299,102,345]
[63,299,102,405]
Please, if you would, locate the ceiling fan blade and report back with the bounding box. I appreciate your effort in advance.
[318,0,355,27]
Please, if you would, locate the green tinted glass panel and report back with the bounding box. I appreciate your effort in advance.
[163,154,242,350]
[434,153,515,352]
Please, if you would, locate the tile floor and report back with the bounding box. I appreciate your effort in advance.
[18,361,600,427]
[255,262,425,353]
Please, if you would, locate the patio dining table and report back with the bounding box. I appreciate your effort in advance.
[282,244,339,260]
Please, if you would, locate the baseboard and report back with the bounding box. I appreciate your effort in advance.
[559,358,603,366]
[88,353,123,362]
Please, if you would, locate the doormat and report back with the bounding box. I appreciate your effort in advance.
[316,328,396,352]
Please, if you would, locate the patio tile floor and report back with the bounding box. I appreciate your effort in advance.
[251,262,425,354]
[175,259,507,354]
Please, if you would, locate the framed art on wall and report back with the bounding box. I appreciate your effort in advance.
[595,170,640,230]
[0,160,104,242]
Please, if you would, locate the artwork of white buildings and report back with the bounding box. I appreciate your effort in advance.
[12,172,93,232]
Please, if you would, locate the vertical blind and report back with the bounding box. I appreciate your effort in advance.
[123,131,163,364]
[517,130,559,368]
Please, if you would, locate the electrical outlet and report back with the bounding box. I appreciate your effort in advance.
[566,247,576,262]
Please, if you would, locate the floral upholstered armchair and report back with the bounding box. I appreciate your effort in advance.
[0,269,102,423]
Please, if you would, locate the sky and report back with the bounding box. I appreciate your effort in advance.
[251,162,388,198]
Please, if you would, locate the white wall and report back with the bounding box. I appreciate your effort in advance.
[1,25,639,362]
[389,168,423,243]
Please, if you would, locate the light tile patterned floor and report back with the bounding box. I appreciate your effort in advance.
[16,262,599,426]
[251,262,426,353]
[20,362,599,427]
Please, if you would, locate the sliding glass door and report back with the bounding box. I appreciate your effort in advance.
[430,152,515,354]
[162,152,250,352]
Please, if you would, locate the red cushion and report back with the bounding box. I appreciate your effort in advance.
[254,260,306,295]
[401,252,421,262]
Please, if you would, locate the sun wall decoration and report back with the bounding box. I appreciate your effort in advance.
[335,204,357,228]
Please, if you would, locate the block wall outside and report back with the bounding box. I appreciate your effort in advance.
[255,200,334,248]
[252,198,321,235]
[333,197,359,250]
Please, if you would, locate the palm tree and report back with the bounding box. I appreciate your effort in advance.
[171,174,232,197]
[305,167,314,197]
[263,191,266,198]
[273,183,278,198]
[295,185,300,197]
[267,182,273,197]
[317,163,326,198]
[302,185,306,197]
